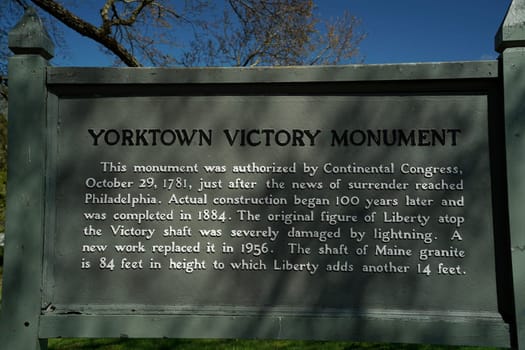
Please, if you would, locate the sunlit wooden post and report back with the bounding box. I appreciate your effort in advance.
[496,0,525,348]
[0,7,54,350]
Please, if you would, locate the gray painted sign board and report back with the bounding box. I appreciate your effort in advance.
[1,2,525,349]
[50,94,492,311]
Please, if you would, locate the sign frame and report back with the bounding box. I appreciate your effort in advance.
[1,3,525,349]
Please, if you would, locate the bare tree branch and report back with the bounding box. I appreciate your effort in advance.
[14,0,28,10]
[30,0,142,66]
[100,0,116,35]
[109,0,153,27]
[7,0,363,69]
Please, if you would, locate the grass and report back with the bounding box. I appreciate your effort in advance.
[0,266,505,350]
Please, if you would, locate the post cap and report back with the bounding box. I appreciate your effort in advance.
[8,7,55,59]
[496,0,525,53]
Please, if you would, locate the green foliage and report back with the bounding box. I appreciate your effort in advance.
[0,113,6,234]
[0,113,5,265]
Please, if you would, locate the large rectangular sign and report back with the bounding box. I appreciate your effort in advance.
[49,94,496,315]
[2,63,512,348]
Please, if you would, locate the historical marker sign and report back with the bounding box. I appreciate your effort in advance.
[35,68,510,346]
[51,94,495,315]
[2,2,525,349]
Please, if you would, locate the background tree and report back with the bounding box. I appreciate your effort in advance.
[0,0,365,115]
[1,0,365,69]
[181,1,364,66]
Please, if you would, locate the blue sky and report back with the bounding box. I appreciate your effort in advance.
[338,0,512,64]
[52,1,512,67]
